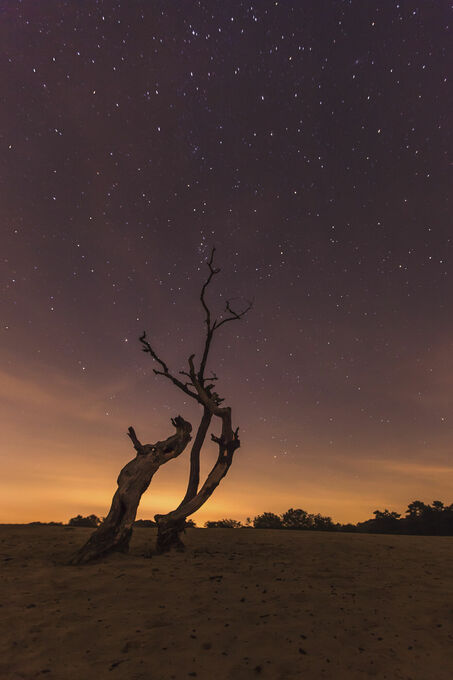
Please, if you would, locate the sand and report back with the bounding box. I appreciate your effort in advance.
[1,525,452,680]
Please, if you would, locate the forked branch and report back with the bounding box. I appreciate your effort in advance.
[139,331,202,404]
[198,248,253,382]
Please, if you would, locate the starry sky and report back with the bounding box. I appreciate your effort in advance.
[1,1,452,525]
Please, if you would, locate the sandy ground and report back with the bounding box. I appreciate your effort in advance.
[1,526,452,680]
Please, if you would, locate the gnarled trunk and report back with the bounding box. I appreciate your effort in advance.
[155,517,187,553]
[154,442,237,552]
[153,368,240,554]
[154,407,212,553]
[69,416,191,565]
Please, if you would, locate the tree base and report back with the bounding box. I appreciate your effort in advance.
[68,525,132,565]
[155,519,186,554]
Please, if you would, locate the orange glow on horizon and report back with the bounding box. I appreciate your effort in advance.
[1,354,452,527]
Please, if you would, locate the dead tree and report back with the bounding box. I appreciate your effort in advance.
[69,416,192,564]
[140,248,252,552]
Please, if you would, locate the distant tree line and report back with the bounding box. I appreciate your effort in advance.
[204,509,336,530]
[30,500,453,536]
[354,500,453,536]
[204,500,453,535]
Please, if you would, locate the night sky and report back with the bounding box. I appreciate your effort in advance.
[1,1,452,525]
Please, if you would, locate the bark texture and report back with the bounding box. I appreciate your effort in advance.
[68,416,191,564]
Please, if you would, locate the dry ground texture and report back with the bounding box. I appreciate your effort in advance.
[1,525,452,680]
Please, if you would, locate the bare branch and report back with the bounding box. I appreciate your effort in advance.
[213,298,254,330]
[198,248,221,382]
[127,426,146,455]
[139,331,169,373]
[200,247,221,333]
[197,251,253,385]
[140,332,203,404]
[188,354,229,416]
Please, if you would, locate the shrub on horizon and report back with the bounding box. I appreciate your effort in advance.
[68,514,102,528]
[253,512,283,529]
[204,518,242,528]
[281,508,312,530]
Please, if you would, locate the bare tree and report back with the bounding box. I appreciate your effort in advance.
[69,248,251,562]
[140,248,252,552]
[69,416,192,564]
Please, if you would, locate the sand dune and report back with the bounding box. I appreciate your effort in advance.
[1,525,452,679]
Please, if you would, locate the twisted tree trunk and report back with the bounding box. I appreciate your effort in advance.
[154,443,237,552]
[154,360,240,553]
[69,416,191,565]
[154,407,212,552]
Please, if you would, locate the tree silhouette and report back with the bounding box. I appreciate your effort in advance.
[143,248,252,552]
[406,500,428,519]
[69,249,251,562]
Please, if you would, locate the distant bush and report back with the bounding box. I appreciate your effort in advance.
[311,513,336,531]
[281,508,312,530]
[204,519,242,528]
[253,512,283,529]
[252,510,336,530]
[185,519,197,528]
[68,514,102,528]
